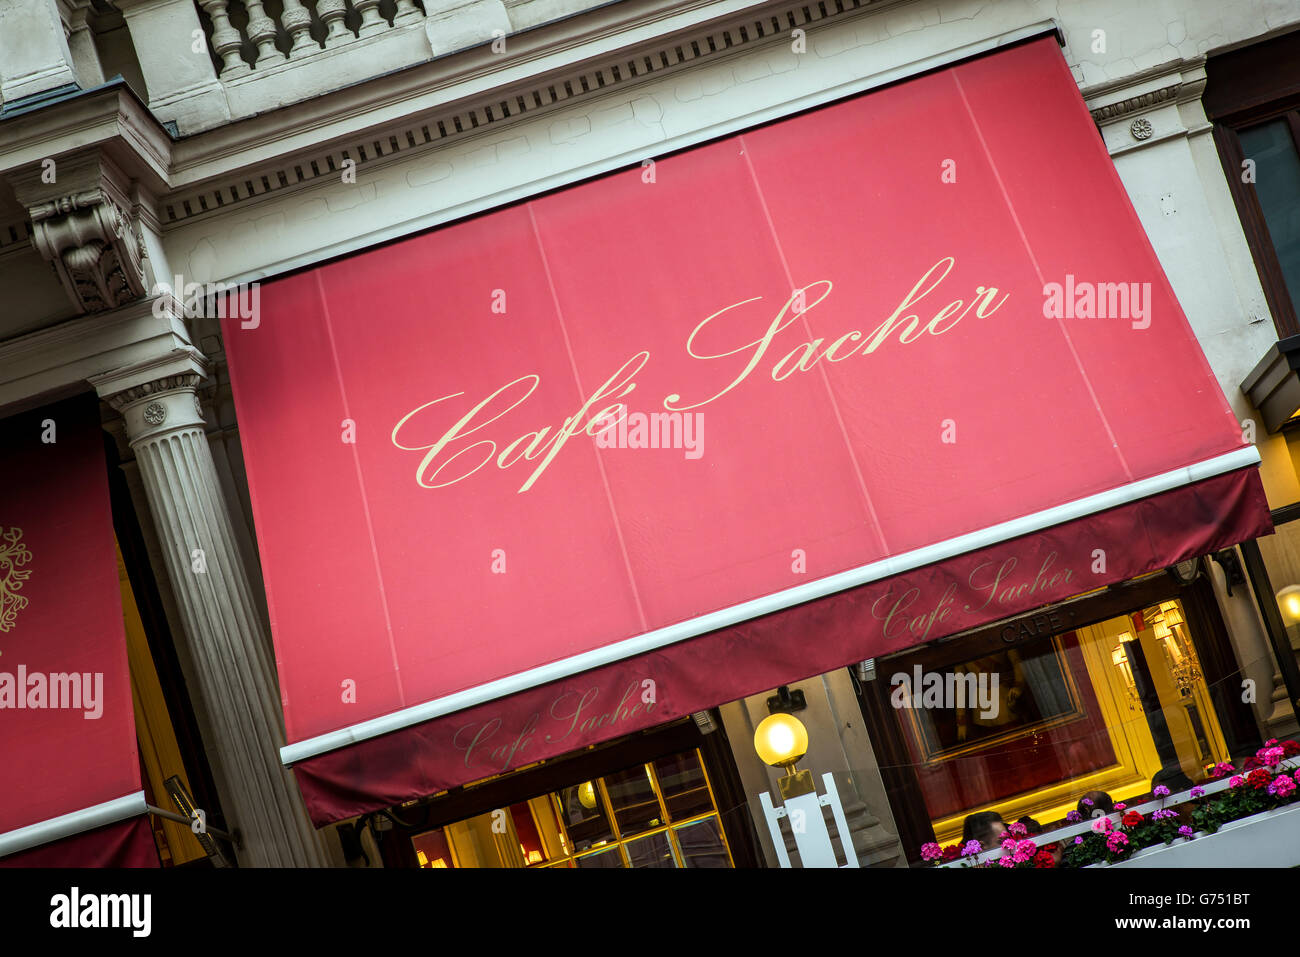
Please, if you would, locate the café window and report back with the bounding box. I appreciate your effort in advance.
[409,748,735,868]
[1205,30,1300,337]
[856,572,1259,859]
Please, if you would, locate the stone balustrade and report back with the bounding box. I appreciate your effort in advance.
[195,0,427,77]
[0,0,587,134]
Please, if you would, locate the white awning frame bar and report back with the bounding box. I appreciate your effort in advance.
[281,446,1261,766]
[0,791,148,859]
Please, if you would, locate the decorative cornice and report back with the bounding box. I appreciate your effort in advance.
[1084,57,1208,126]
[1089,83,1180,123]
[160,0,894,228]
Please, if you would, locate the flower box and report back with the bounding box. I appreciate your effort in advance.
[1086,802,1300,868]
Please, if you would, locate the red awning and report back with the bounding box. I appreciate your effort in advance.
[0,396,158,866]
[221,36,1273,826]
[290,467,1268,824]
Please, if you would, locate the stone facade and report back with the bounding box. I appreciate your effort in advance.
[2,0,1299,866]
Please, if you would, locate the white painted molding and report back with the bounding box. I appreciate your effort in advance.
[166,0,898,185]
[0,296,195,413]
[1084,58,1211,158]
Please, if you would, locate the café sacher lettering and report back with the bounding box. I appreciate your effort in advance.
[391,257,1010,493]
[453,680,658,773]
[870,551,1077,645]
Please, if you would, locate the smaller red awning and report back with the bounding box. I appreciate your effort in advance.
[290,465,1270,826]
[0,396,158,867]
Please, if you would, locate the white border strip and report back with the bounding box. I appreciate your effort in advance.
[282,446,1261,766]
[220,21,1063,289]
[0,791,148,860]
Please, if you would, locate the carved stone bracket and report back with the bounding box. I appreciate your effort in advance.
[9,151,149,314]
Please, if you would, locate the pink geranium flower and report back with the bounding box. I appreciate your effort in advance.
[1261,746,1285,769]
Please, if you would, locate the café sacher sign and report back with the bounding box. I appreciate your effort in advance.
[222,37,1270,823]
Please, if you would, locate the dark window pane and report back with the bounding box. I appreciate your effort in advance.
[574,847,623,868]
[1240,120,1300,311]
[674,817,729,868]
[625,831,678,868]
[555,782,614,851]
[653,751,713,821]
[603,765,664,836]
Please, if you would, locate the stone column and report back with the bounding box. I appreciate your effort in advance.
[0,0,80,102]
[94,348,331,867]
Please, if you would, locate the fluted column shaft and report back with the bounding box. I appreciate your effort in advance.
[102,368,330,867]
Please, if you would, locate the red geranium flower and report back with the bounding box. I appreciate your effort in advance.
[1122,811,1144,828]
[1033,850,1055,869]
[1282,740,1300,758]
[1247,768,1271,790]
[1243,756,1262,771]
[941,844,959,861]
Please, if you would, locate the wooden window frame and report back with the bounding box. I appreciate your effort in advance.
[374,714,763,868]
[1205,30,1300,338]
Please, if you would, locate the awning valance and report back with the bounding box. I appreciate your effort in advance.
[220,37,1273,826]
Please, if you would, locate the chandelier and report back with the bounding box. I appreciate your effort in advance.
[1145,601,1202,696]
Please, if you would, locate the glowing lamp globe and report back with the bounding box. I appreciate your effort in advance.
[1278,586,1300,627]
[754,712,809,770]
[578,781,598,810]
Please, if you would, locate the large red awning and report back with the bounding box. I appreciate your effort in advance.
[0,396,158,866]
[221,36,1273,826]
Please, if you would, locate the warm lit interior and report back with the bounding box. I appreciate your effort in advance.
[884,598,1229,847]
[411,748,734,868]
